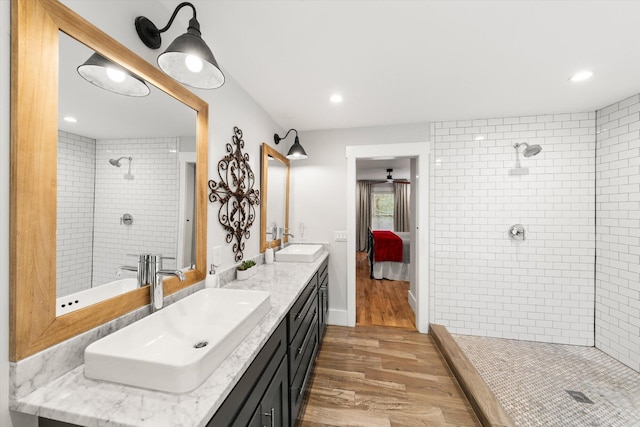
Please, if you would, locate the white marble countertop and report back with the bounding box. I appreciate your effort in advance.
[12,253,329,427]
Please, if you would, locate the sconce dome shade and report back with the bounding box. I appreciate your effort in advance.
[157,28,225,89]
[286,137,308,160]
[77,53,150,97]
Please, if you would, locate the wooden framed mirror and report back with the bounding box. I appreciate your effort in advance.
[10,0,208,360]
[260,144,290,252]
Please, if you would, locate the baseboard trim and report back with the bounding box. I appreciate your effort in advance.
[328,309,348,326]
[408,290,417,314]
[430,323,515,427]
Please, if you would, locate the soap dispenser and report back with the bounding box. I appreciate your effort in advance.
[265,241,274,264]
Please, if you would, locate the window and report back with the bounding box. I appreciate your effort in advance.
[372,191,394,230]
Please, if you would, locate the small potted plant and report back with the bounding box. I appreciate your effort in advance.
[236,259,257,281]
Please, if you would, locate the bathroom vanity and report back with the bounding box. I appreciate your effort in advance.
[16,253,329,427]
[218,256,329,426]
[208,257,329,426]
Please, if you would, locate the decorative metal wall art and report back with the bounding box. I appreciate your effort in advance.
[209,127,260,261]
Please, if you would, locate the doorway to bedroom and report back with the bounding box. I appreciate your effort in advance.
[345,142,430,333]
[355,158,415,330]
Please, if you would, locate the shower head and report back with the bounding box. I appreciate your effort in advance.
[523,144,542,157]
[109,156,132,167]
[514,142,542,158]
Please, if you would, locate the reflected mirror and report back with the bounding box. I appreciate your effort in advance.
[56,33,196,314]
[260,143,290,252]
[10,0,208,361]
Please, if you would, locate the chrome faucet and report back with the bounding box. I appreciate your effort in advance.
[278,227,295,249]
[116,254,150,288]
[266,226,275,239]
[116,254,185,312]
[144,254,186,312]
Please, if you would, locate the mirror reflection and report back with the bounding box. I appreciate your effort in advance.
[266,159,287,231]
[260,144,290,252]
[57,32,196,313]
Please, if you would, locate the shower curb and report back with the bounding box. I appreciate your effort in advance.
[430,324,515,427]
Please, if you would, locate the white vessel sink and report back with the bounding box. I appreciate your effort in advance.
[84,288,271,393]
[275,244,323,263]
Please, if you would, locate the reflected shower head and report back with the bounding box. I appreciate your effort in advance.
[514,142,542,157]
[109,156,132,167]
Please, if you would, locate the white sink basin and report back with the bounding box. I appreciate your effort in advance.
[275,244,323,263]
[84,288,271,393]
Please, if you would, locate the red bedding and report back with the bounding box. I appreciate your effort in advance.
[372,231,403,262]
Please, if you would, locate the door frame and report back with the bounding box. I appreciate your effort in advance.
[346,142,430,333]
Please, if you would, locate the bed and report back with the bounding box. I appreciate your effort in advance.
[367,229,410,281]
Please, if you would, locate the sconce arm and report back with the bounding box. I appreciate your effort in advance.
[158,2,197,33]
[274,129,298,145]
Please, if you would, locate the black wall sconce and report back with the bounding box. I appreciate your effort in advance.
[77,52,150,97]
[274,129,308,160]
[135,2,225,89]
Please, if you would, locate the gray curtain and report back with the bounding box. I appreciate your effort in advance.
[394,182,410,232]
[356,180,373,251]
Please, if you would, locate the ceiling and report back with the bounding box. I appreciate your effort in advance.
[189,0,640,131]
[356,158,411,180]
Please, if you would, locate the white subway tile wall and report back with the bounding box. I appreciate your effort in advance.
[430,113,596,345]
[596,94,640,371]
[92,137,179,287]
[57,131,96,297]
[56,132,180,297]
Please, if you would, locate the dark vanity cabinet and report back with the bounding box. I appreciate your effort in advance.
[287,274,319,423]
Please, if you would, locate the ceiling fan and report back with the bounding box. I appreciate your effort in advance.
[384,168,409,184]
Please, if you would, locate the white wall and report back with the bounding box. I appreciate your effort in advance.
[430,114,596,345]
[57,132,96,297]
[1,0,11,425]
[291,124,429,322]
[596,94,640,372]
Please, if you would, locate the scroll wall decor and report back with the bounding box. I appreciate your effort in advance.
[209,127,260,261]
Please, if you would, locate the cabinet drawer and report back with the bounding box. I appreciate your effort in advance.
[288,274,317,339]
[288,300,318,381]
[318,260,328,288]
[289,318,319,423]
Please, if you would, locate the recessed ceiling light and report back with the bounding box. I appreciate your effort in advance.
[570,70,593,82]
[63,116,77,123]
[330,94,343,103]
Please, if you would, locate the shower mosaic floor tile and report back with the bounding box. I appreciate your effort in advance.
[453,334,640,427]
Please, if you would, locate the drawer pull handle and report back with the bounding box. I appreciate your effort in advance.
[263,408,275,427]
[298,340,318,396]
[297,310,317,355]
[294,290,316,320]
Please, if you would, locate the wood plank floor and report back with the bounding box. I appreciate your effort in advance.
[299,326,481,427]
[356,252,416,330]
